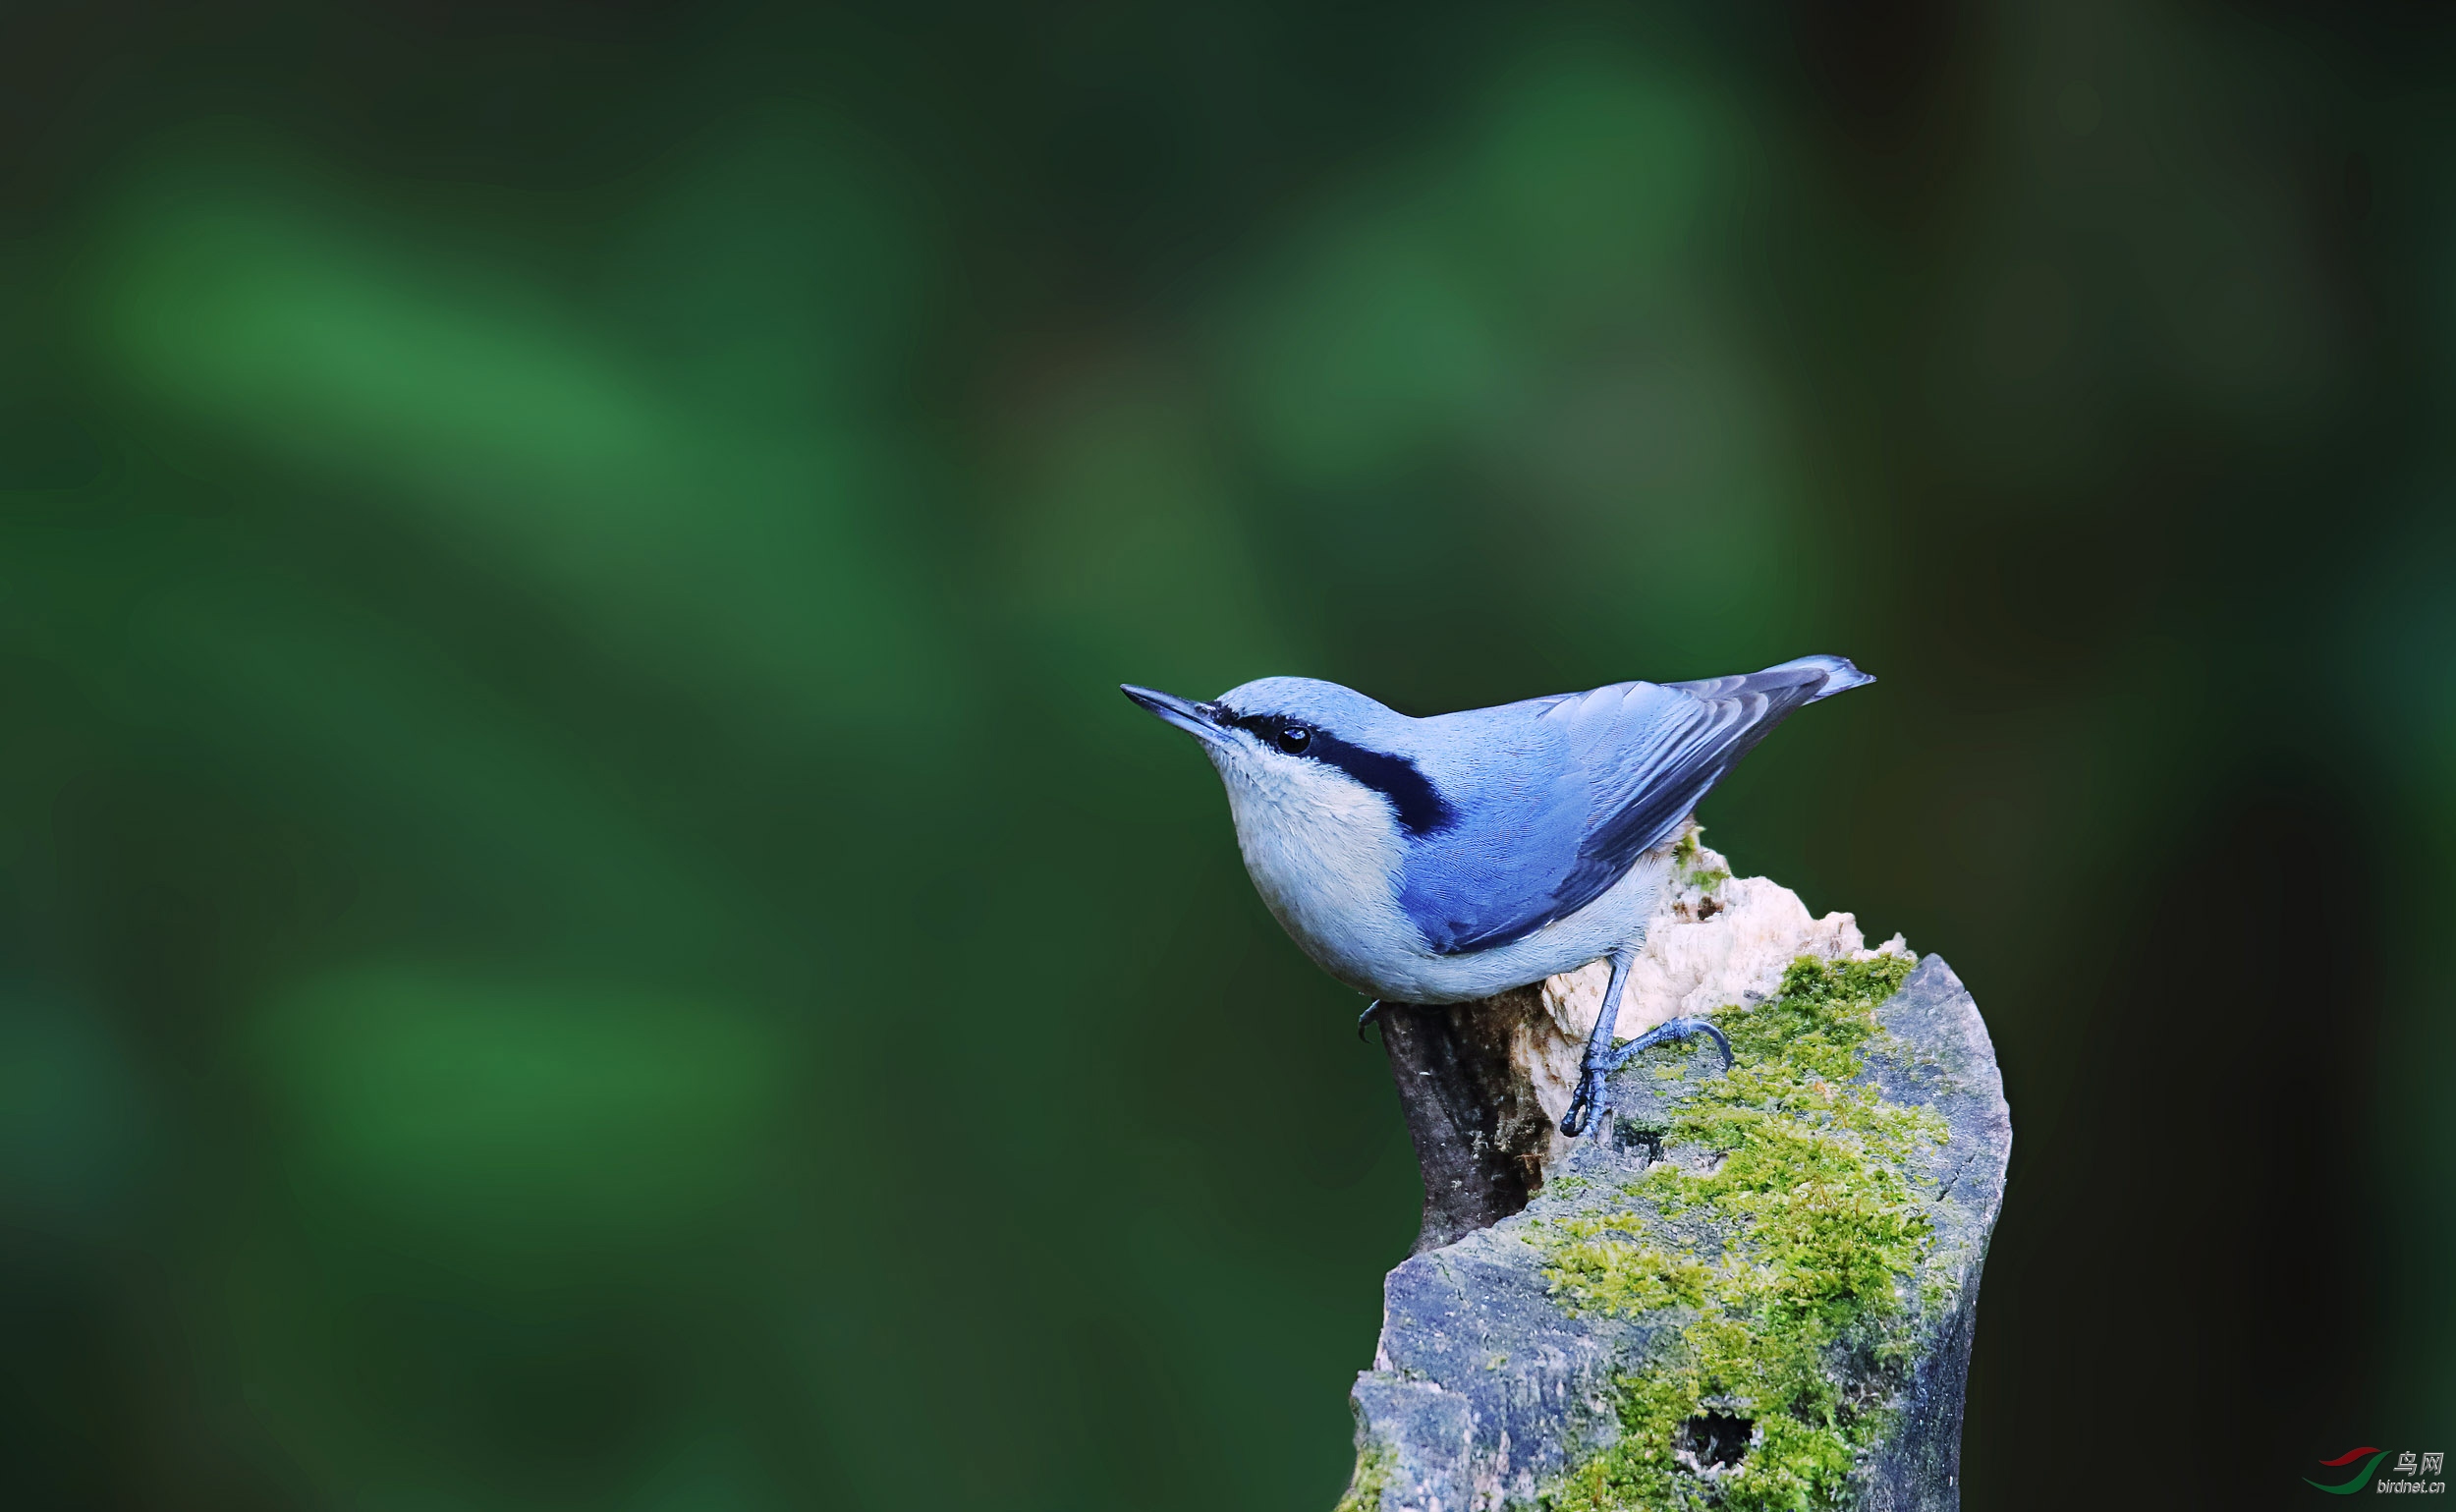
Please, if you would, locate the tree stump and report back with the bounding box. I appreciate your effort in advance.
[1339,843,2011,1512]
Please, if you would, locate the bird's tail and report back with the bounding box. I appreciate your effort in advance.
[1767,653,1875,700]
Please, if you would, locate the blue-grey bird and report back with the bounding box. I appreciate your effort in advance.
[1121,655,1873,1137]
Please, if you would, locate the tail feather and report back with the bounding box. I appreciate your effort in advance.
[1662,654,1874,704]
[1770,653,1874,700]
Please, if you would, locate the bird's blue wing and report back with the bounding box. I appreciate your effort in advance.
[1385,709,1588,958]
[1398,659,1857,955]
[1538,663,1841,923]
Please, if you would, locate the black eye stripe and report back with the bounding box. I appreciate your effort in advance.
[1215,707,1306,749]
[1211,706,1457,838]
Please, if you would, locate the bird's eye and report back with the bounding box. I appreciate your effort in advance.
[1275,723,1313,755]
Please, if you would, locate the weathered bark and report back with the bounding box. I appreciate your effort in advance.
[1374,986,1558,1254]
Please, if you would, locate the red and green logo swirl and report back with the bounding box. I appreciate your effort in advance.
[2307,1447,2389,1495]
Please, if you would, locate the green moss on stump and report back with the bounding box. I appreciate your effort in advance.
[1335,1440,1397,1512]
[1534,955,1942,1511]
[1668,831,1732,894]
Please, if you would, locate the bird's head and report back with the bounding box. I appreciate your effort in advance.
[1119,678,1457,840]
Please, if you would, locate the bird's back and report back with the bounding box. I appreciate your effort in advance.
[1394,656,1868,956]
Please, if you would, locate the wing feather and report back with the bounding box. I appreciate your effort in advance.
[1402,660,1854,955]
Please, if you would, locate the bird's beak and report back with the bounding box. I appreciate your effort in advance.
[1120,685,1232,748]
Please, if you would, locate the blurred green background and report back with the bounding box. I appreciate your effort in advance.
[1,1,2449,1507]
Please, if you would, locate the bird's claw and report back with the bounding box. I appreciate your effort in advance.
[1603,1017,1734,1075]
[1559,1017,1735,1139]
[1357,1001,1383,1040]
[1561,1065,1613,1138]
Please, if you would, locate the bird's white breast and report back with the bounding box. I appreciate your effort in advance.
[1205,744,1680,1005]
[1208,750,1420,995]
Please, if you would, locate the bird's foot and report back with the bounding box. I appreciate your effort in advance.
[1561,1062,1614,1139]
[1599,1017,1734,1075]
[1356,1001,1383,1040]
[1560,1017,1735,1139]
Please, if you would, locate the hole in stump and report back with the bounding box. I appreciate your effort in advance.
[1682,1412,1753,1470]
